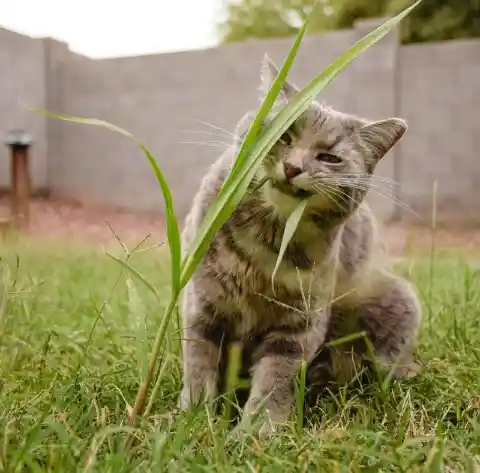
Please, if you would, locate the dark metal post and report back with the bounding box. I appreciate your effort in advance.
[5,130,33,229]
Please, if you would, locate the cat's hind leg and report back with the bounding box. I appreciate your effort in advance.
[305,271,421,409]
[334,270,422,380]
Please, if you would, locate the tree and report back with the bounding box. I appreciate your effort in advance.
[218,0,480,44]
[387,0,480,43]
[218,0,306,44]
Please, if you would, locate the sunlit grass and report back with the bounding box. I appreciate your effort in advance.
[1,239,479,471]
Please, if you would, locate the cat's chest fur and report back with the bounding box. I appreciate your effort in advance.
[204,200,343,337]
[234,217,335,294]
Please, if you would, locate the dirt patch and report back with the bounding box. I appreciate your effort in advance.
[1,196,480,256]
[0,196,165,248]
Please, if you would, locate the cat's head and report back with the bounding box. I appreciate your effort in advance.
[235,55,407,217]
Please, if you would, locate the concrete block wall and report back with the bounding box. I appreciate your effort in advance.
[398,40,480,223]
[0,22,478,224]
[0,28,47,191]
[44,28,360,216]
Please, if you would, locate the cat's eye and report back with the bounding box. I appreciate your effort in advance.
[280,131,292,146]
[315,153,342,164]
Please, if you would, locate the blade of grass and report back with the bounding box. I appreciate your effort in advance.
[125,273,149,379]
[272,199,308,288]
[229,2,321,174]
[223,342,243,422]
[106,253,160,303]
[180,0,421,287]
[29,111,182,298]
[180,2,320,286]
[295,360,307,435]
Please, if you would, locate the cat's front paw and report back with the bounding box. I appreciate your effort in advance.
[230,419,277,440]
[233,409,285,440]
[377,356,421,380]
[178,388,191,411]
[392,362,420,380]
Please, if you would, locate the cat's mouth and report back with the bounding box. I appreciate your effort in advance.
[272,181,313,198]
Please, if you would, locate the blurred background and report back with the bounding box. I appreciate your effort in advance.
[0,0,479,252]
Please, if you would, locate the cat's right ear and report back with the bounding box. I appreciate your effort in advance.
[259,54,299,104]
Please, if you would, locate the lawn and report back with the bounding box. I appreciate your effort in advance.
[1,237,479,472]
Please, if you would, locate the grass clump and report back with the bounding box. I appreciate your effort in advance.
[1,240,480,471]
[13,0,477,470]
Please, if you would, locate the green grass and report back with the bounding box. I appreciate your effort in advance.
[1,238,480,472]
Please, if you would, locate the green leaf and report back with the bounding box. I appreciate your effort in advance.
[180,2,318,287]
[180,0,421,287]
[271,199,308,287]
[125,273,149,378]
[105,253,160,302]
[30,111,182,297]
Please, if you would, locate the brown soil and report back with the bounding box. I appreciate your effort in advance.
[1,196,479,257]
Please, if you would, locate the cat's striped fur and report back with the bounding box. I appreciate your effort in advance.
[179,56,421,436]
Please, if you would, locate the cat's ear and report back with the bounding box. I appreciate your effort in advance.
[358,118,407,171]
[259,54,299,103]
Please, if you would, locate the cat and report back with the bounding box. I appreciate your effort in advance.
[179,54,421,437]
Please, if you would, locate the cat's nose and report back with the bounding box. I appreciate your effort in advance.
[283,162,302,180]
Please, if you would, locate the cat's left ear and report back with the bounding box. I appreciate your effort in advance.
[259,54,299,104]
[358,118,407,171]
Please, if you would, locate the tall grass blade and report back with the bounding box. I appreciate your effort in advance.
[295,360,307,434]
[125,274,149,378]
[180,0,421,287]
[106,253,160,303]
[223,342,243,422]
[29,111,182,297]
[425,430,444,472]
[180,2,319,286]
[272,199,308,288]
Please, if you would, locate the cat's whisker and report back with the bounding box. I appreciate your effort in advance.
[315,183,364,210]
[355,182,410,201]
[322,186,356,210]
[179,140,231,150]
[320,178,396,202]
[342,174,402,187]
[318,176,400,198]
[192,119,237,139]
[313,184,362,215]
[312,184,338,206]
[326,179,402,201]
[313,183,338,202]
[314,175,403,194]
[357,187,420,218]
[319,178,403,213]
[319,178,419,217]
[318,176,401,194]
[182,129,239,141]
[331,185,364,210]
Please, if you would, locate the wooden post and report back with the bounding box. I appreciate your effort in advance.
[5,130,33,230]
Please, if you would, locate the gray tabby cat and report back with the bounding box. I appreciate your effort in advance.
[179,55,421,436]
